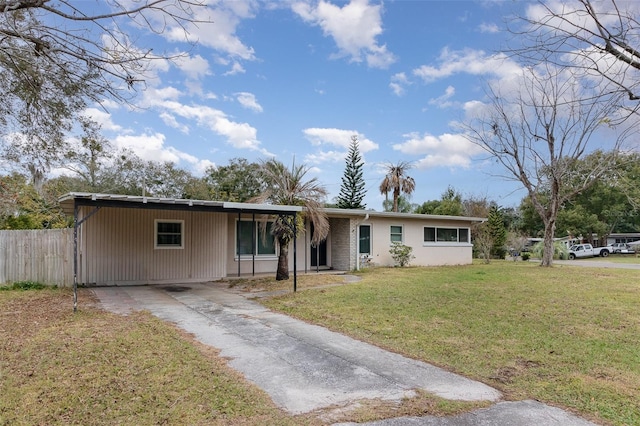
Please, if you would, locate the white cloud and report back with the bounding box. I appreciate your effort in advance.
[81,108,123,132]
[302,127,379,165]
[478,22,499,33]
[428,85,456,108]
[292,0,396,68]
[113,132,219,174]
[302,128,379,152]
[174,54,211,80]
[139,87,272,155]
[193,159,216,175]
[160,1,258,61]
[413,48,521,83]
[236,92,263,112]
[113,133,180,163]
[390,72,410,96]
[227,62,247,76]
[159,112,190,134]
[392,132,485,169]
[304,150,346,164]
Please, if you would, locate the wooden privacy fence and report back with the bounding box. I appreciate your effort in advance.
[0,229,73,287]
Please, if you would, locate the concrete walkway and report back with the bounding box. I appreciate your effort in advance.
[90,281,597,425]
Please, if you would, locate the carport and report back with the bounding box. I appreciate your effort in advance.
[59,193,302,312]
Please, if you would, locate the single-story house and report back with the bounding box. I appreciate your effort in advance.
[606,233,640,246]
[59,193,485,287]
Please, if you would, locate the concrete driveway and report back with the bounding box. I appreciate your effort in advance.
[91,281,597,425]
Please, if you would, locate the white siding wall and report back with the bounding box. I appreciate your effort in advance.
[79,207,226,285]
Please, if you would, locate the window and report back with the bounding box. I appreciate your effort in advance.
[423,226,470,244]
[437,228,458,242]
[390,225,403,243]
[236,220,276,257]
[155,220,184,249]
[359,225,371,254]
[424,227,436,242]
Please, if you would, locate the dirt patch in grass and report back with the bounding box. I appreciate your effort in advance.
[228,273,351,294]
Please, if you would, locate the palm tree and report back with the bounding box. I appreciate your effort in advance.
[251,159,329,280]
[379,161,416,212]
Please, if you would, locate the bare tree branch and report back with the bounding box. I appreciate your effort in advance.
[462,64,634,266]
[509,0,640,103]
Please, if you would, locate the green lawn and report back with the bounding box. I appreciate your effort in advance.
[3,263,639,425]
[264,262,640,426]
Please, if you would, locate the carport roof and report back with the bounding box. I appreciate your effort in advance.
[58,192,302,216]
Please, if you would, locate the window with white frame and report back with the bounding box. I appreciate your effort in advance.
[155,220,184,249]
[424,226,470,243]
[390,225,403,243]
[236,220,276,257]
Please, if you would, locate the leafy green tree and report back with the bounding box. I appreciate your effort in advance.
[518,152,640,241]
[251,159,329,281]
[337,136,367,209]
[0,17,94,194]
[204,158,266,202]
[0,173,68,229]
[379,161,415,213]
[415,186,463,216]
[382,195,414,213]
[487,205,507,258]
[557,205,608,243]
[414,199,440,215]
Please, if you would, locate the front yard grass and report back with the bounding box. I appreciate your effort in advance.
[264,262,640,426]
[0,284,477,425]
[0,289,311,426]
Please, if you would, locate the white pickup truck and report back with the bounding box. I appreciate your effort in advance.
[568,243,613,260]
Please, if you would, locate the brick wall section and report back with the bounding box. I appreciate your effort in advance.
[329,217,354,271]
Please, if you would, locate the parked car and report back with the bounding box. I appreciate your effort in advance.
[568,244,613,260]
[608,243,636,254]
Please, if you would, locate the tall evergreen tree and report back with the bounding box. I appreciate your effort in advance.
[337,136,367,209]
[487,204,507,258]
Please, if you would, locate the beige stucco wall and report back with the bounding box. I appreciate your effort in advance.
[78,207,227,285]
[362,217,473,267]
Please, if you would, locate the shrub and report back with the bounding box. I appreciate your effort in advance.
[531,241,569,260]
[521,252,531,261]
[389,242,414,267]
[0,281,47,291]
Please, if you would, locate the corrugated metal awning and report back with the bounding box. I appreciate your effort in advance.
[58,192,302,216]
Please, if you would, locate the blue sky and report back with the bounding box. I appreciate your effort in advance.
[78,1,564,209]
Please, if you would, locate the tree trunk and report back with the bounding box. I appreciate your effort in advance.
[276,237,289,280]
[28,164,45,196]
[541,219,556,267]
[393,187,400,212]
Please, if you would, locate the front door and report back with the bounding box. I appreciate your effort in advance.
[310,222,327,267]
